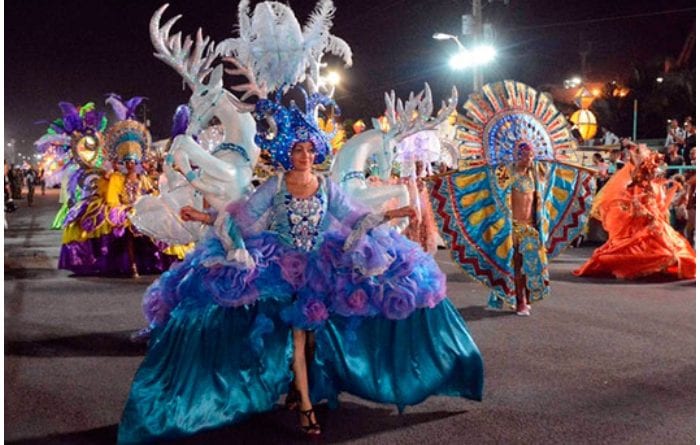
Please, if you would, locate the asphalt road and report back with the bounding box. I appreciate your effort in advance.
[4,189,696,444]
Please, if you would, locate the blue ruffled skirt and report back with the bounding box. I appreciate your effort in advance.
[118,228,484,444]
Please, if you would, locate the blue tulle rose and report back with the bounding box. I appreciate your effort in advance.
[381,279,418,320]
[348,235,392,276]
[409,262,447,307]
[332,273,381,317]
[281,290,329,330]
[205,264,260,307]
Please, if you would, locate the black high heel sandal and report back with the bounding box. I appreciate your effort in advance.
[298,408,321,435]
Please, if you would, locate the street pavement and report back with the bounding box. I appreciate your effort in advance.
[4,189,696,444]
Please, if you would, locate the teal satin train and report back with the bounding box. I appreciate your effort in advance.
[117,298,484,444]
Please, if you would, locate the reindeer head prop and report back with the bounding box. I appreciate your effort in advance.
[150,4,229,136]
[370,84,459,178]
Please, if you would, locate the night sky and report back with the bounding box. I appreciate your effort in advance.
[4,0,695,154]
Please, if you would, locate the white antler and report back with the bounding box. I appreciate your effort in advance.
[384,84,459,142]
[150,3,218,90]
[221,56,268,112]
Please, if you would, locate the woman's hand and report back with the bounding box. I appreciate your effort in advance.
[180,206,212,224]
[385,206,418,221]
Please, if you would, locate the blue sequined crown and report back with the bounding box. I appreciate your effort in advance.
[252,88,337,170]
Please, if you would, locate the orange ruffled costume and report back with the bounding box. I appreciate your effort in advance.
[574,155,696,280]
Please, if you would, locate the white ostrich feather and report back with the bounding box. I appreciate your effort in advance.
[218,1,352,93]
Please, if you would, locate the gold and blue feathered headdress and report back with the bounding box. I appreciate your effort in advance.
[104,95,150,163]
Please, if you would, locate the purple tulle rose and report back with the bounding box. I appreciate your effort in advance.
[205,265,260,307]
[303,298,329,323]
[349,236,392,276]
[347,288,369,310]
[279,251,307,289]
[381,281,417,320]
[319,233,351,270]
[331,273,382,317]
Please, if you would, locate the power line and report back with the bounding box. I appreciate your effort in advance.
[504,7,695,32]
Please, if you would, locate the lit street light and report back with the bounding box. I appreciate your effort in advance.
[318,69,342,98]
[564,76,582,89]
[325,70,341,87]
[434,32,496,90]
[433,32,467,51]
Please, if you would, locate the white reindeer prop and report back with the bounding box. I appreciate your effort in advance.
[330,84,458,229]
[132,4,261,245]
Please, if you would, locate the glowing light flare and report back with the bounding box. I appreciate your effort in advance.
[326,71,341,86]
[449,44,496,70]
[564,76,583,89]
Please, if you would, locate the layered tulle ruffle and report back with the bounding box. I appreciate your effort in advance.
[143,226,447,329]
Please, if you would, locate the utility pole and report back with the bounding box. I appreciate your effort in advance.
[578,35,591,80]
[466,0,508,92]
[471,0,483,92]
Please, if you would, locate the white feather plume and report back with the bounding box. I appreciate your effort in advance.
[218,1,352,94]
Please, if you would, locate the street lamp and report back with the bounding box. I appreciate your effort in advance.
[564,76,582,89]
[318,69,342,98]
[325,70,341,87]
[433,33,467,51]
[434,32,496,91]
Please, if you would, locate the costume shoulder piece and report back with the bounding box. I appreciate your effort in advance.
[430,80,596,297]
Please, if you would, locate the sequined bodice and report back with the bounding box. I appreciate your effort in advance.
[513,170,535,193]
[284,193,324,251]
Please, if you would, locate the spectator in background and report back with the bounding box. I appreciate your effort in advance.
[670,174,688,234]
[38,167,46,195]
[4,161,17,214]
[665,118,687,149]
[683,119,696,165]
[608,149,625,175]
[664,143,685,178]
[570,125,584,145]
[600,127,620,146]
[24,164,37,207]
[10,165,23,200]
[592,153,609,191]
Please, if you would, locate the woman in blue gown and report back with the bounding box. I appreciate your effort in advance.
[118,103,484,443]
